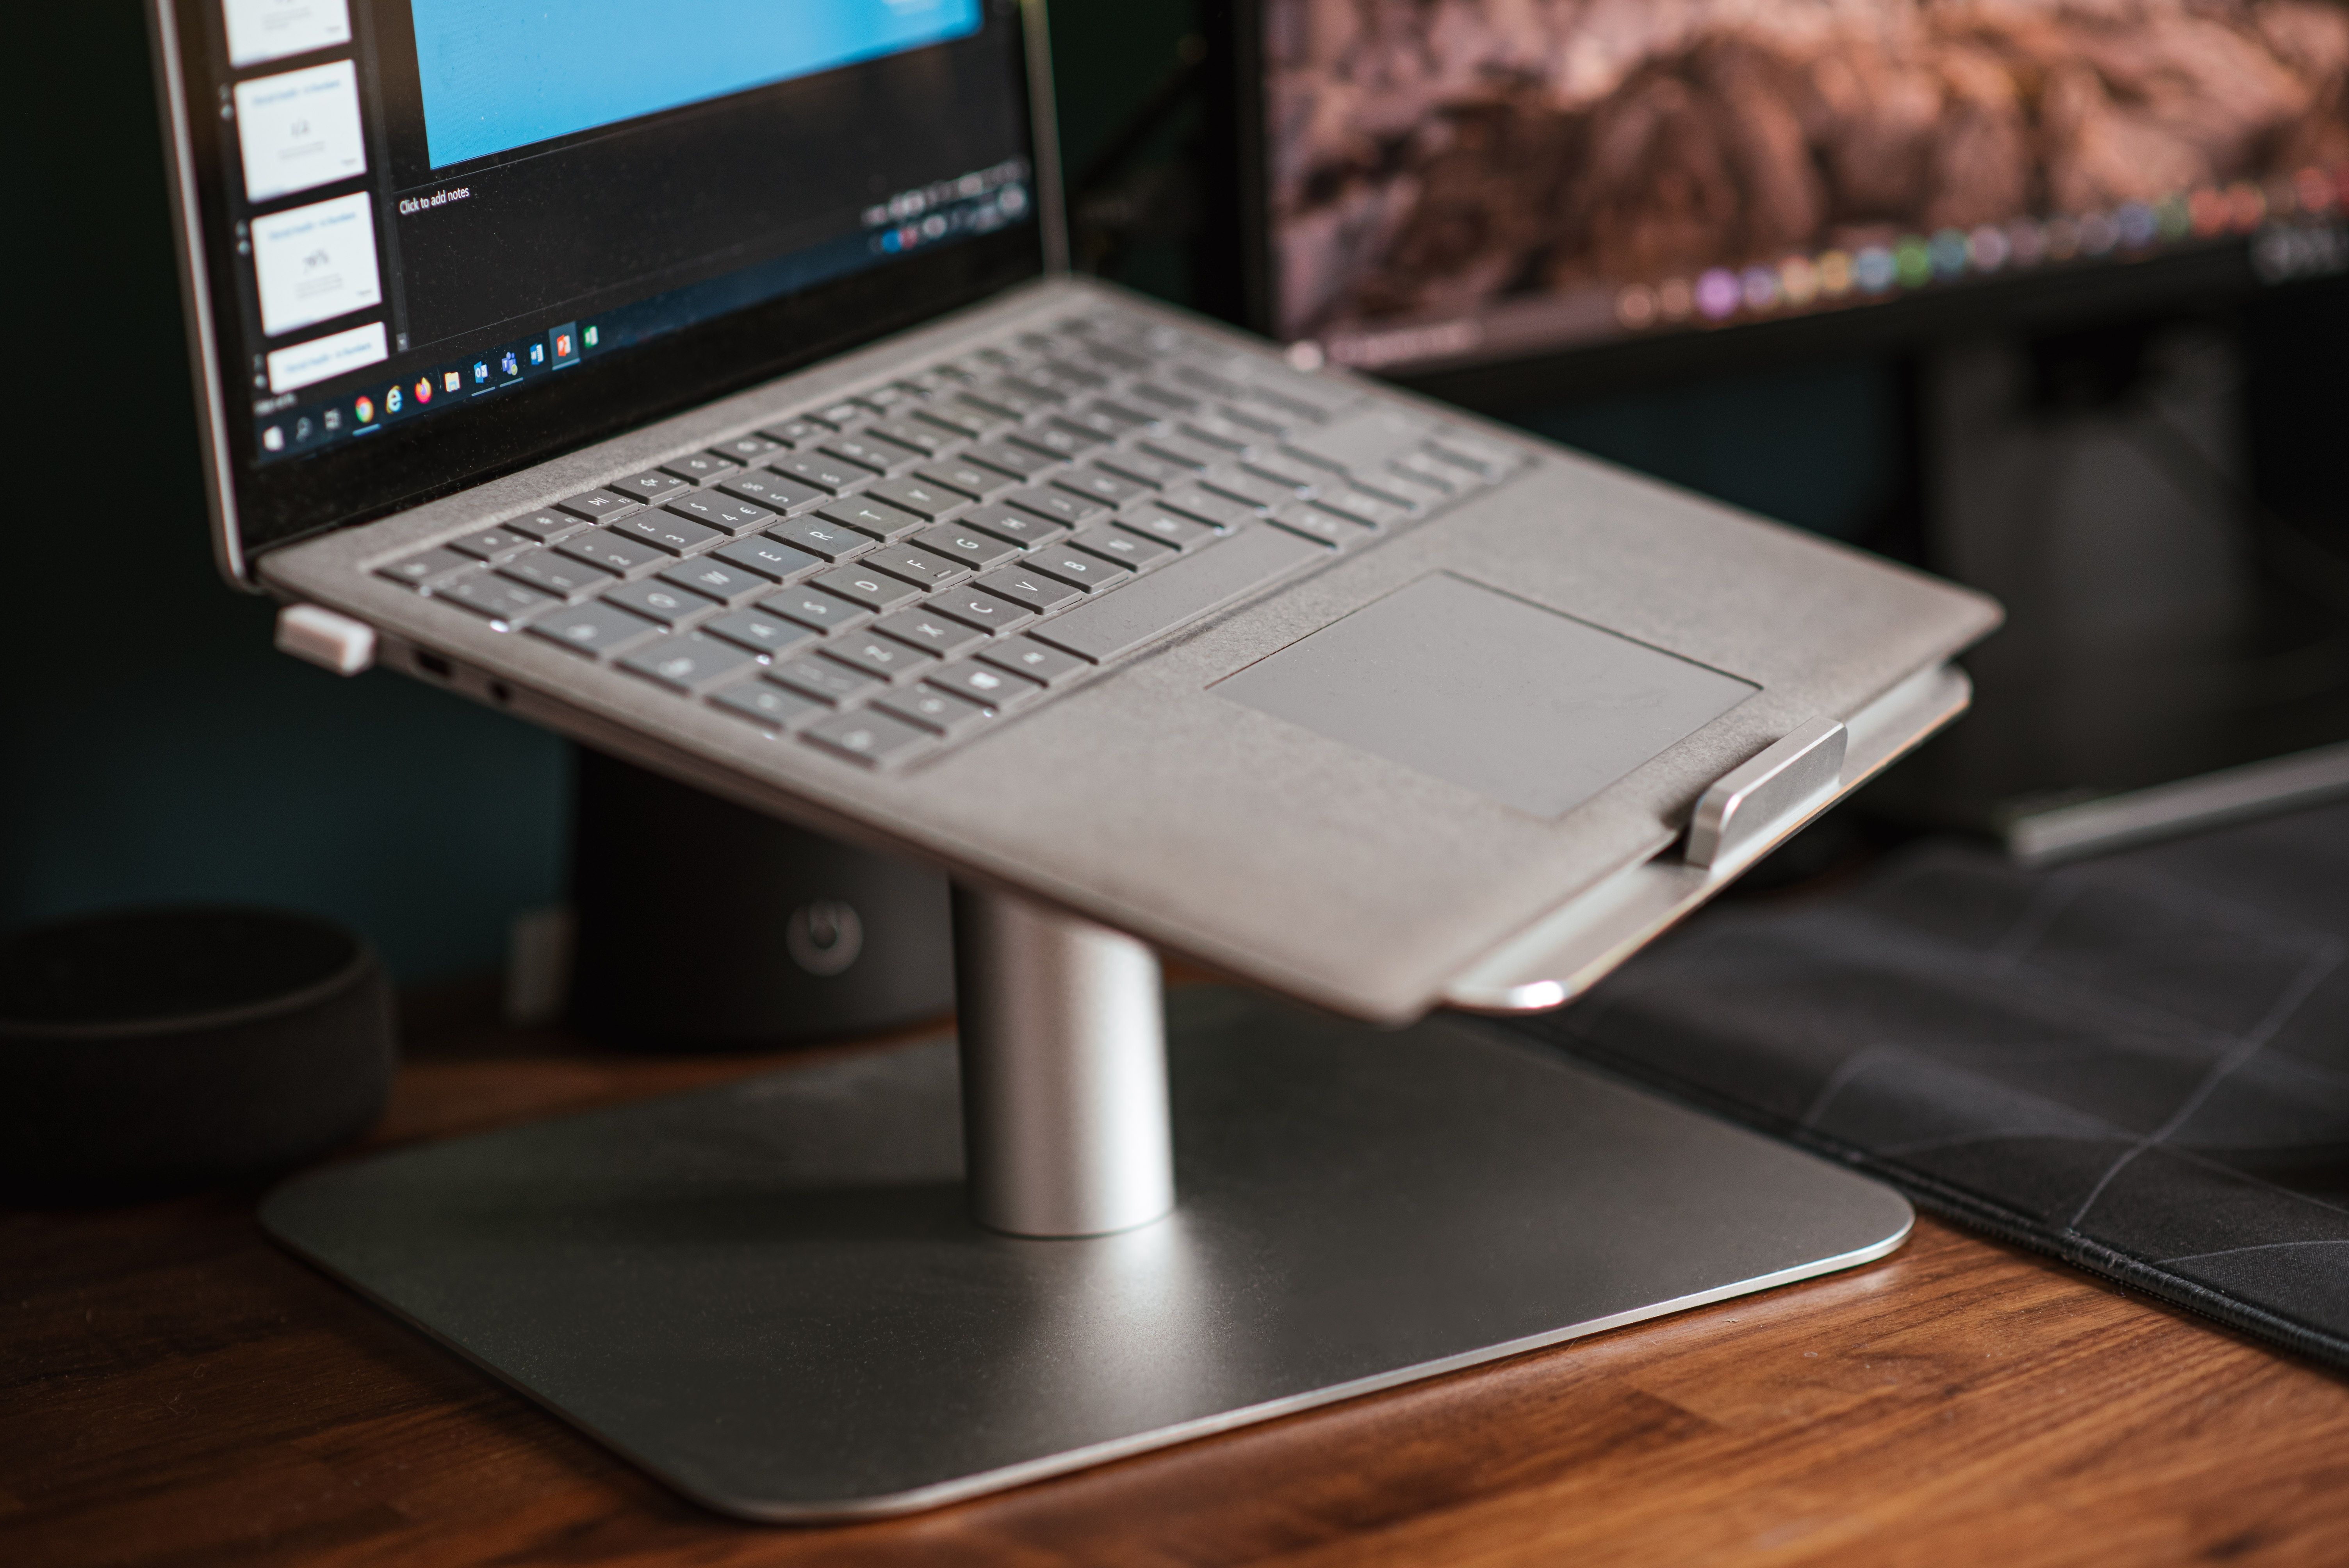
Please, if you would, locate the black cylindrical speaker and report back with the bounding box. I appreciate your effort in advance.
[0,906,396,1205]
[566,749,955,1049]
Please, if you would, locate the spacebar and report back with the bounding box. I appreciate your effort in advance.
[1029,526,1325,663]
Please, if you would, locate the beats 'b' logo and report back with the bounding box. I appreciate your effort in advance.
[786,901,863,976]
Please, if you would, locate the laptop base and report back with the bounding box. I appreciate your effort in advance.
[262,984,1911,1522]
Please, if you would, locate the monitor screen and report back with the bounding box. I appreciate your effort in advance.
[1260,0,2349,374]
[160,0,1044,563]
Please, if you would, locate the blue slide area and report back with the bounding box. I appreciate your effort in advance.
[411,0,985,169]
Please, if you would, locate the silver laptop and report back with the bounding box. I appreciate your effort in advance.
[151,0,1997,1028]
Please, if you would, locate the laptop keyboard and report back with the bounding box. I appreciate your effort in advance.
[373,308,1524,769]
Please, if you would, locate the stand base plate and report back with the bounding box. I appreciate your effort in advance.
[262,989,1910,1521]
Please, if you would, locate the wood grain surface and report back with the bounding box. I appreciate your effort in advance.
[7,1009,2347,1568]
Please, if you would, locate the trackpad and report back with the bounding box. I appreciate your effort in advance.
[1212,573,1756,819]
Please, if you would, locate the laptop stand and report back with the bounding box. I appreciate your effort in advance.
[262,887,1911,1521]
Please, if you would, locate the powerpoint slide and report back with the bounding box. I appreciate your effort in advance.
[235,60,367,204]
[225,0,352,69]
[410,0,982,168]
[251,190,383,337]
[266,319,387,393]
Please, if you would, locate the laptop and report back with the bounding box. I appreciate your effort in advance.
[150,0,1998,1027]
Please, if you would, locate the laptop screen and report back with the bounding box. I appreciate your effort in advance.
[158,0,1048,569]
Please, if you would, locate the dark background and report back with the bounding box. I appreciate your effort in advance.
[9,0,2342,986]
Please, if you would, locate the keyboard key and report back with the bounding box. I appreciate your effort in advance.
[602,578,718,627]
[913,403,1002,440]
[1029,524,1323,663]
[821,433,922,474]
[1425,429,1519,476]
[1157,487,1260,529]
[924,658,1044,710]
[618,631,759,693]
[802,708,934,767]
[711,678,824,732]
[664,493,776,536]
[1392,449,1469,493]
[873,685,994,740]
[1265,503,1367,548]
[1129,382,1202,416]
[769,652,879,705]
[504,509,590,543]
[1004,427,1104,468]
[912,522,1020,570]
[915,459,1017,499]
[1137,433,1222,470]
[961,381,1050,419]
[1310,487,1410,527]
[718,471,827,512]
[864,417,954,457]
[527,599,659,656]
[816,496,925,542]
[974,635,1086,687]
[810,564,921,612]
[659,452,738,486]
[1006,487,1111,530]
[499,547,613,601]
[761,584,871,633]
[1068,525,1174,572]
[708,433,782,463]
[611,469,690,504]
[556,528,668,578]
[873,608,986,659]
[966,440,1057,478]
[1028,542,1126,591]
[1118,508,1218,551]
[1080,397,1162,431]
[440,574,551,624]
[958,507,1067,552]
[863,543,970,591]
[1055,468,1148,508]
[556,490,640,522]
[713,536,821,582]
[756,415,835,447]
[1199,469,1297,511]
[770,452,870,494]
[1048,405,1131,441]
[866,476,970,520]
[768,516,874,561]
[612,510,724,555]
[826,633,936,683]
[702,607,817,657]
[811,398,870,428]
[1241,452,1330,494]
[926,586,1035,635]
[449,526,536,563]
[377,547,474,590]
[658,557,769,605]
[1094,449,1187,488]
[972,565,1084,614]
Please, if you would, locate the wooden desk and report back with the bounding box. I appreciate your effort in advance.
[8,1011,2347,1567]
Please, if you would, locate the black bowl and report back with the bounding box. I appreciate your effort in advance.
[0,907,395,1205]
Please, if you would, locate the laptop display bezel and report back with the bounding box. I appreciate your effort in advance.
[147,0,1066,586]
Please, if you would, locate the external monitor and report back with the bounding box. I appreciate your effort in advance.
[1236,0,2349,398]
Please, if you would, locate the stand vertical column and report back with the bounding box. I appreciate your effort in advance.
[952,886,1175,1237]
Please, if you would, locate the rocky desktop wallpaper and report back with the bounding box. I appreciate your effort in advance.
[1268,0,2349,343]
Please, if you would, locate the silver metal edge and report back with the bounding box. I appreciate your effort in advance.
[1685,716,1848,870]
[2006,737,2349,866]
[1442,663,1973,1014]
[1021,0,1071,275]
[261,1032,1912,1525]
[147,0,257,590]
